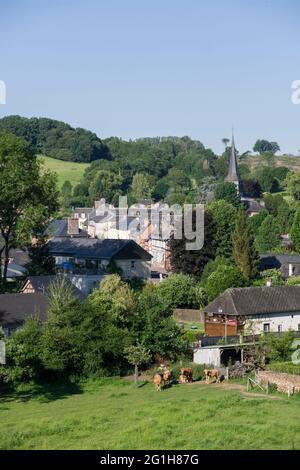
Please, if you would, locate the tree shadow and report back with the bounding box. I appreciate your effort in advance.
[0,379,83,404]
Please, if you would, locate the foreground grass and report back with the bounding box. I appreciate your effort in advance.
[0,379,300,450]
[38,155,89,188]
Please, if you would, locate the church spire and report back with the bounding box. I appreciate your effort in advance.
[225,132,240,193]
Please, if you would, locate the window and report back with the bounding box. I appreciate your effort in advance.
[278,325,282,333]
[263,323,270,333]
[131,261,135,269]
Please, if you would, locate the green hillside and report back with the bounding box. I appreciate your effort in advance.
[38,155,89,189]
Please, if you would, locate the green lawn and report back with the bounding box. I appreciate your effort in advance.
[38,155,89,189]
[1,379,300,450]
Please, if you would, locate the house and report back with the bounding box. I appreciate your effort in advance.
[203,286,300,336]
[0,293,48,336]
[46,237,152,294]
[260,254,300,279]
[242,198,265,217]
[0,246,30,281]
[46,218,88,239]
[20,275,86,299]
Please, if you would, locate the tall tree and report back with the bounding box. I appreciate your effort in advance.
[208,200,237,258]
[291,207,300,252]
[232,210,259,279]
[130,173,153,202]
[169,210,215,278]
[253,139,280,155]
[0,133,59,284]
[214,182,240,208]
[255,215,281,252]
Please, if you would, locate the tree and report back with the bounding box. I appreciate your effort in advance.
[130,173,153,202]
[124,343,151,384]
[1,318,43,384]
[241,178,262,198]
[221,138,230,149]
[232,211,259,279]
[249,209,268,237]
[208,200,237,258]
[0,133,59,284]
[169,210,215,278]
[285,171,300,201]
[254,167,280,193]
[204,264,245,301]
[156,274,206,309]
[253,139,280,155]
[132,290,184,360]
[61,180,73,208]
[214,182,240,208]
[255,215,281,252]
[291,207,300,252]
[197,176,217,203]
[88,170,123,204]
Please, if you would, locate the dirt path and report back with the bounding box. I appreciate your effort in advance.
[190,380,283,400]
[123,375,283,399]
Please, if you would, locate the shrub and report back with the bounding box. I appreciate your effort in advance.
[267,362,300,376]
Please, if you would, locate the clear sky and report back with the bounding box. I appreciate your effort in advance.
[0,0,300,154]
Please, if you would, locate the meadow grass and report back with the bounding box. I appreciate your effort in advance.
[1,378,300,450]
[38,155,89,189]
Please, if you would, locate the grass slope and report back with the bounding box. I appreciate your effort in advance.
[38,155,89,189]
[1,379,300,450]
[242,154,300,172]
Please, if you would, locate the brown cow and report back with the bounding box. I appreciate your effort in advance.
[153,373,162,391]
[179,367,193,384]
[153,367,171,391]
[204,368,220,384]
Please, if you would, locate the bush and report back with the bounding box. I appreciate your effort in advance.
[267,362,300,376]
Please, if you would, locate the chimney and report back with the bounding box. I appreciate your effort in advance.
[68,217,79,236]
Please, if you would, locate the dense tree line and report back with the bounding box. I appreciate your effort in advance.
[0,115,110,163]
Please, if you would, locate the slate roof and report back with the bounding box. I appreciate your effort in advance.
[47,238,152,260]
[46,219,88,238]
[204,286,300,317]
[225,135,239,183]
[260,253,300,267]
[0,293,48,327]
[21,276,86,299]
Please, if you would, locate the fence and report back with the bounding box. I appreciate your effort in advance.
[199,330,300,348]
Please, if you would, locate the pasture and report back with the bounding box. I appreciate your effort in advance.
[1,378,300,450]
[38,155,89,188]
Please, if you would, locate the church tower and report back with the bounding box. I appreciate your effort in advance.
[225,134,240,194]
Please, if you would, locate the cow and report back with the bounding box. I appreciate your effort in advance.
[153,373,162,391]
[204,368,221,384]
[179,367,193,384]
[153,366,172,391]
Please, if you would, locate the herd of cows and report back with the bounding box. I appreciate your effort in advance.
[153,366,222,391]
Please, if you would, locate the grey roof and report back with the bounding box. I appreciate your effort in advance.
[225,135,239,183]
[260,253,300,265]
[243,199,263,213]
[46,219,88,238]
[0,293,48,327]
[21,276,86,299]
[204,286,300,317]
[47,237,152,260]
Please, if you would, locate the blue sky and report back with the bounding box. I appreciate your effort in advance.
[0,0,300,154]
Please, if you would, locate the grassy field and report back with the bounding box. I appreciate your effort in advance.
[242,154,300,172]
[38,155,89,189]
[1,378,300,450]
